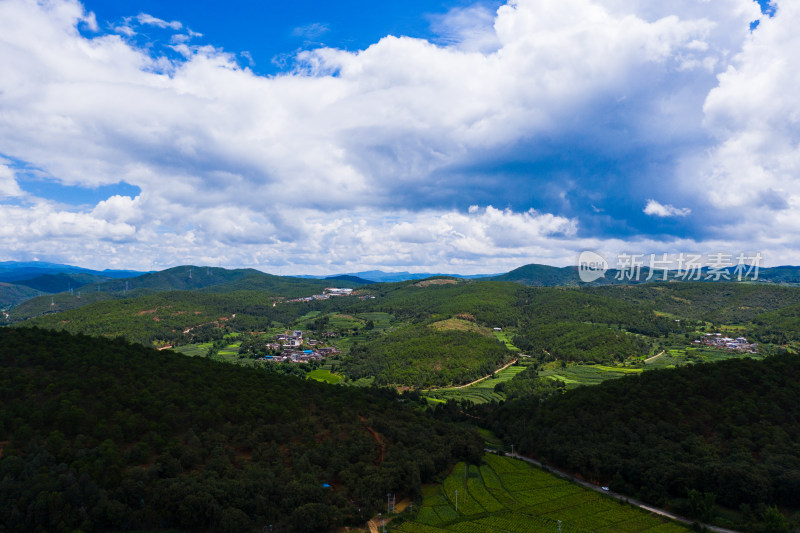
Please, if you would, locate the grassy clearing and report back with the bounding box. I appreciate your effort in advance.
[328,313,364,329]
[430,318,494,337]
[394,454,690,533]
[347,376,376,387]
[356,311,394,331]
[295,310,322,323]
[173,342,212,357]
[307,368,344,384]
[493,330,521,351]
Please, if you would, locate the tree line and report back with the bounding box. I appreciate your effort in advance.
[0,327,482,532]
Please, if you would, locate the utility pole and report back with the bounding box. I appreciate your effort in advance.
[511,444,514,457]
[455,490,458,512]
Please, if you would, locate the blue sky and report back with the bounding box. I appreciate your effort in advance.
[0,0,797,274]
[80,0,505,75]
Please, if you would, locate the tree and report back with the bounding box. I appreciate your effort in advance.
[688,489,716,523]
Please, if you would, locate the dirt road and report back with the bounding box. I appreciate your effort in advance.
[644,350,665,363]
[426,359,519,392]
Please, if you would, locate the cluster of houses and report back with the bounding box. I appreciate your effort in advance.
[693,333,758,353]
[286,287,355,303]
[259,329,341,363]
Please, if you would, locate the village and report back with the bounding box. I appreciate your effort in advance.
[693,332,758,353]
[283,286,378,304]
[256,328,342,363]
[285,287,354,303]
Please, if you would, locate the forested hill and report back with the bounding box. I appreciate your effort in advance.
[6,266,365,322]
[489,264,581,286]
[0,328,482,532]
[487,354,800,530]
[491,263,800,286]
[587,282,800,323]
[0,282,39,309]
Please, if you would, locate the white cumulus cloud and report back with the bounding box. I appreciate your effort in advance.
[644,199,691,217]
[0,162,24,198]
[136,13,182,31]
[0,0,797,272]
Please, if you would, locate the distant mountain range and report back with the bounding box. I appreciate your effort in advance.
[0,262,147,309]
[2,260,799,313]
[299,270,497,283]
[0,261,144,283]
[2,265,368,320]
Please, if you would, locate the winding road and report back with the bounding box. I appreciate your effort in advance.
[425,359,520,392]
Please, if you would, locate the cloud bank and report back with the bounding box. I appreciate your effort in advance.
[0,0,797,273]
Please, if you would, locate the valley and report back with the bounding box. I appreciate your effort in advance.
[1,262,799,532]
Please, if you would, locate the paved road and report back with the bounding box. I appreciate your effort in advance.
[502,452,740,533]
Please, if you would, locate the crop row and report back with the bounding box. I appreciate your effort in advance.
[403,454,690,533]
[443,463,485,516]
[467,465,505,512]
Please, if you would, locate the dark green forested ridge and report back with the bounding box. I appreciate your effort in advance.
[0,327,482,532]
[13,272,112,293]
[0,283,40,310]
[492,263,800,286]
[5,266,365,322]
[486,353,800,530]
[587,282,800,323]
[751,304,800,344]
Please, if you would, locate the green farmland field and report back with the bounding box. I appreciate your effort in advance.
[644,346,763,370]
[493,330,521,351]
[357,311,394,331]
[173,342,212,357]
[539,364,640,388]
[394,454,689,533]
[307,368,344,384]
[425,364,528,404]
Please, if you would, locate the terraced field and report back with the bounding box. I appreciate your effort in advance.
[493,330,521,351]
[644,346,763,370]
[539,364,641,388]
[424,364,529,404]
[395,454,689,533]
